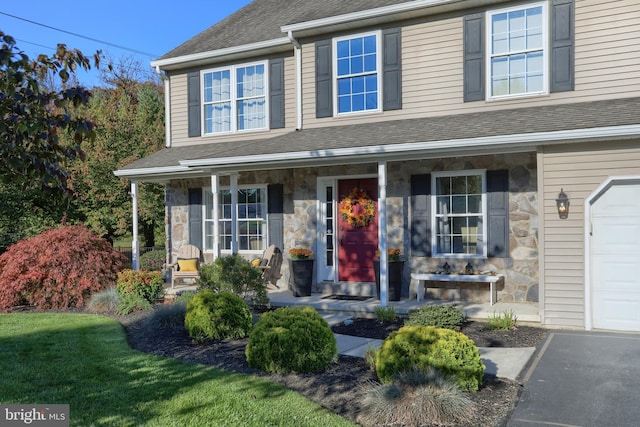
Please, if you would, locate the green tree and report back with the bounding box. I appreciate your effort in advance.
[0,32,100,192]
[68,64,165,246]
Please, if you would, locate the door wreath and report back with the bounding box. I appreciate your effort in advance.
[339,187,376,228]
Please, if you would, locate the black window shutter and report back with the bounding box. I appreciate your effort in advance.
[487,170,509,258]
[411,174,432,257]
[269,58,285,129]
[463,13,485,102]
[188,188,203,251]
[267,184,284,250]
[315,39,333,118]
[382,27,402,111]
[550,0,575,92]
[187,71,201,137]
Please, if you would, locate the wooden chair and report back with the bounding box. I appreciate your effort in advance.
[170,244,202,288]
[255,245,283,289]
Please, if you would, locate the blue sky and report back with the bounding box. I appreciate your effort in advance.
[0,0,252,87]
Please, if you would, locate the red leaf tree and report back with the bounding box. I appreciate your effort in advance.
[0,225,126,311]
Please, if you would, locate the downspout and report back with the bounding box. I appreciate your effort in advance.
[287,31,303,130]
[156,65,171,148]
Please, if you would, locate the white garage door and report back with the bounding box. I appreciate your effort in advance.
[591,182,640,331]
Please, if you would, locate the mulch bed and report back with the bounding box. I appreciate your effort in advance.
[118,309,549,426]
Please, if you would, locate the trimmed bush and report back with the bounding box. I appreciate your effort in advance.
[405,304,466,331]
[0,225,126,311]
[185,290,252,341]
[246,306,338,374]
[197,254,268,306]
[139,249,165,271]
[376,325,485,392]
[116,293,153,315]
[86,288,120,313]
[359,368,474,427]
[116,269,164,304]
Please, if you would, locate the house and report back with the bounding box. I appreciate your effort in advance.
[115,0,640,332]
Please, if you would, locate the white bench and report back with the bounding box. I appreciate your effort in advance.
[410,273,504,305]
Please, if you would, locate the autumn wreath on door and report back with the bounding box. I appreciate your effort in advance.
[339,186,376,228]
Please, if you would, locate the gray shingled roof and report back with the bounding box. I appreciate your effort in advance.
[119,97,640,173]
[158,0,410,60]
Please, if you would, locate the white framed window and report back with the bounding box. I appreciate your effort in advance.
[202,61,268,134]
[203,186,267,253]
[333,31,381,115]
[487,2,547,99]
[432,170,487,257]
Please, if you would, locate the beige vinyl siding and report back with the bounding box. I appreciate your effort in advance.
[541,139,640,328]
[301,0,640,130]
[169,54,297,147]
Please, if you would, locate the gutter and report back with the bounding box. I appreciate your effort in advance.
[281,0,465,33]
[287,31,303,130]
[151,37,292,70]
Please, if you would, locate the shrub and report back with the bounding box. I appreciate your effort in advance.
[0,225,126,311]
[184,290,252,342]
[487,309,518,330]
[139,249,165,271]
[116,293,153,315]
[144,304,186,329]
[197,254,268,306]
[376,325,485,392]
[405,304,466,331]
[246,306,338,373]
[86,288,120,313]
[175,290,196,306]
[116,270,164,304]
[359,368,474,427]
[364,344,377,371]
[374,305,397,322]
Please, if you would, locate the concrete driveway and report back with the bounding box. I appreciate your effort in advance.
[508,330,640,426]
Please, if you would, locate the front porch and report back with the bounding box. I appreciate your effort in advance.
[166,284,540,324]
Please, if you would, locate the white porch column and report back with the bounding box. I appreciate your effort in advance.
[378,161,388,306]
[211,173,220,260]
[230,173,239,254]
[130,180,140,270]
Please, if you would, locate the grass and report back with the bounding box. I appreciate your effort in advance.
[487,309,518,330]
[0,313,356,427]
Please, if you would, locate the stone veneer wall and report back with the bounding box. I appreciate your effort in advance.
[165,152,538,302]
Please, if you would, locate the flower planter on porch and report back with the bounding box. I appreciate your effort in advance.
[373,260,404,301]
[289,259,314,297]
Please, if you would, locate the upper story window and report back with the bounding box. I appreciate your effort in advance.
[202,62,268,134]
[432,171,487,257]
[334,31,381,115]
[487,3,547,98]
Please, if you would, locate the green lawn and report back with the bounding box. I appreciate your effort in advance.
[0,313,355,427]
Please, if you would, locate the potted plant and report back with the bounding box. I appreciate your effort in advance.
[373,248,404,301]
[288,248,314,297]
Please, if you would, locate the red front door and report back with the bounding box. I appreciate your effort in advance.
[338,178,378,282]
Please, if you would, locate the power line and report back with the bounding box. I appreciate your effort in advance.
[0,10,160,58]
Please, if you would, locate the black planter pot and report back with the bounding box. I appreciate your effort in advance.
[373,260,404,301]
[289,259,314,297]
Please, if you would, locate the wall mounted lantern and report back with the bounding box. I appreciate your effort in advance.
[556,188,569,219]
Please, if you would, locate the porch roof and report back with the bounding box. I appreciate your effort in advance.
[115,97,640,180]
